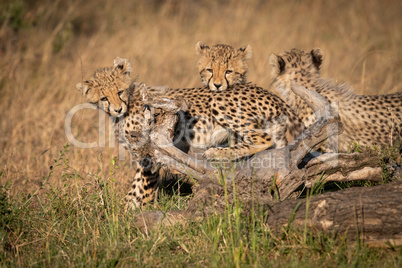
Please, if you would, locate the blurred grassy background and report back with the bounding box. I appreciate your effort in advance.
[0,0,401,196]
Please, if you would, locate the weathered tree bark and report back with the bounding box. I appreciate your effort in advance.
[265,180,402,247]
[141,90,217,181]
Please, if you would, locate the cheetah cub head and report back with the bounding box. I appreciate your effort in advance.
[269,48,323,95]
[76,58,133,117]
[196,41,252,91]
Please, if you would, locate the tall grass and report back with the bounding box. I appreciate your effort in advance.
[0,0,401,265]
[0,148,401,266]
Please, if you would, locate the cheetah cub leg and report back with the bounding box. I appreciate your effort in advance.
[203,116,291,161]
[124,162,144,210]
[124,159,161,210]
[203,130,276,161]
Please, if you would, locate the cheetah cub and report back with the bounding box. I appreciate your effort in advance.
[196,41,252,91]
[269,48,402,152]
[77,58,162,209]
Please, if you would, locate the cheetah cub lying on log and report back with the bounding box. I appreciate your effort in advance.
[269,48,402,152]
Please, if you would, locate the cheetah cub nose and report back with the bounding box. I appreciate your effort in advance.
[214,83,222,90]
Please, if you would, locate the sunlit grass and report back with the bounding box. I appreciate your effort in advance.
[0,145,401,266]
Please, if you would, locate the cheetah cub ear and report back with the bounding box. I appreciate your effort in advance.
[268,53,286,76]
[195,41,210,56]
[237,45,253,59]
[76,83,89,95]
[113,57,132,75]
[310,48,323,69]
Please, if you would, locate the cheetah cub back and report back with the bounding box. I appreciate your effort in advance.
[195,41,252,91]
[269,48,402,152]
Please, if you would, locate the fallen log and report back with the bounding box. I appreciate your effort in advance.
[134,178,402,246]
[265,180,402,247]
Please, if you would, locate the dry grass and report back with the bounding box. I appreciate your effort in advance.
[0,0,401,197]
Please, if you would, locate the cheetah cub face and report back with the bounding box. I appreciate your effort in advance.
[195,41,252,91]
[269,48,323,95]
[76,58,132,117]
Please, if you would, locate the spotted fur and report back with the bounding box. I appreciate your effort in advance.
[269,48,402,152]
[196,41,252,91]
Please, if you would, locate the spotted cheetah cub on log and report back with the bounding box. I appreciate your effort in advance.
[196,41,252,91]
[269,48,402,152]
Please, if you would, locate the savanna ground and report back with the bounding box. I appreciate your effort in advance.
[0,0,401,266]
